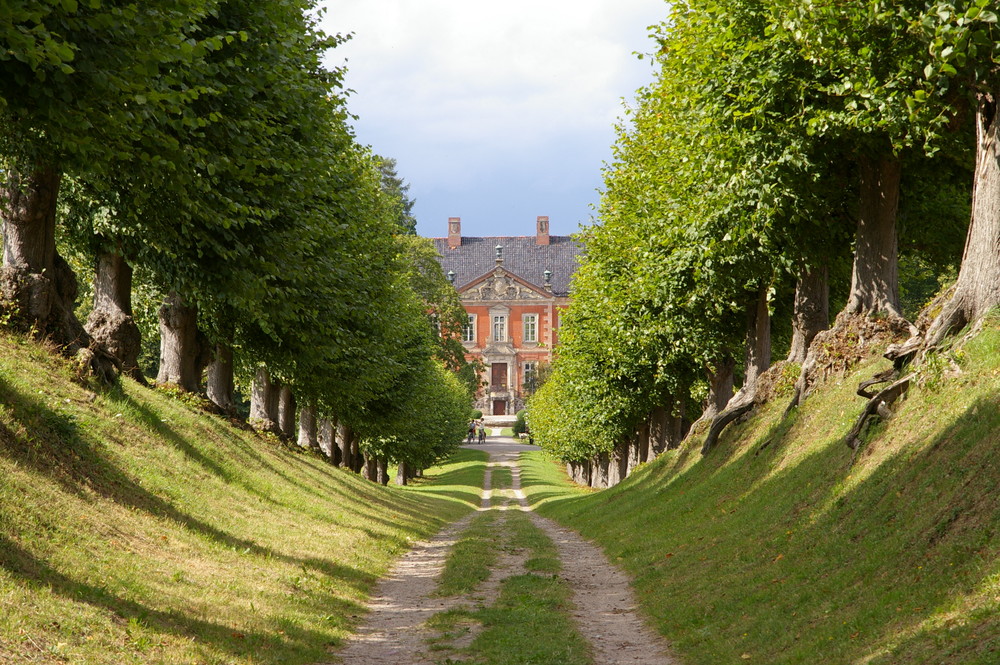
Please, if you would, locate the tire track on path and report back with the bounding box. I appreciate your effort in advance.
[328,438,677,664]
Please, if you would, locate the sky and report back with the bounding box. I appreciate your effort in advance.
[318,1,666,239]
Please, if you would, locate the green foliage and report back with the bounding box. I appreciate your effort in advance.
[513,409,527,436]
[520,320,1000,663]
[376,156,417,235]
[531,0,977,463]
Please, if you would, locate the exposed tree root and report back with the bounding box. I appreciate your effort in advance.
[845,374,913,453]
[701,395,754,455]
[784,313,912,418]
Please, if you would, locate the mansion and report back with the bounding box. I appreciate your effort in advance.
[432,216,583,416]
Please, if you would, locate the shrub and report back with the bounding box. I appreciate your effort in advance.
[513,409,527,435]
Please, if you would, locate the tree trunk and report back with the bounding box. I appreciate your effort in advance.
[787,264,829,364]
[741,285,772,397]
[703,286,771,454]
[206,344,236,412]
[1,166,117,381]
[319,418,338,464]
[250,366,279,433]
[2,166,60,329]
[376,458,389,486]
[396,461,409,486]
[278,385,297,440]
[606,445,623,487]
[336,422,352,468]
[927,89,1000,345]
[362,454,377,481]
[626,422,646,477]
[647,404,667,458]
[157,292,208,392]
[703,357,735,423]
[85,250,144,382]
[844,155,903,318]
[567,460,590,485]
[350,435,363,474]
[297,400,317,449]
[590,453,609,489]
[667,400,688,450]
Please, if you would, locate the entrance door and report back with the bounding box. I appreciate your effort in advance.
[491,362,508,389]
[493,400,506,416]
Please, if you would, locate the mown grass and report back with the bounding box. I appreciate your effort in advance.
[436,512,500,597]
[521,322,1000,665]
[429,502,589,664]
[0,333,486,664]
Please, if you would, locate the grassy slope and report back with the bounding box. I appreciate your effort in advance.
[522,322,1000,665]
[0,334,486,664]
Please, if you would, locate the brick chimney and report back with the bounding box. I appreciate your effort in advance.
[536,215,550,246]
[447,217,462,249]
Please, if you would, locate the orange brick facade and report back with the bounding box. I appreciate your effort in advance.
[433,217,581,416]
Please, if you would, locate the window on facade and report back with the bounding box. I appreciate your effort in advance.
[492,315,506,342]
[523,314,537,343]
[462,314,475,343]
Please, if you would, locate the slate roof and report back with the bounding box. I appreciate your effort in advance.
[431,236,584,297]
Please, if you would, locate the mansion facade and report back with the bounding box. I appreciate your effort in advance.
[432,216,583,416]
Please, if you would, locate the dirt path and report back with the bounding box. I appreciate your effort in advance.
[327,438,676,664]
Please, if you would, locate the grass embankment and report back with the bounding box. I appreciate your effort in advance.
[521,323,1000,665]
[0,334,487,664]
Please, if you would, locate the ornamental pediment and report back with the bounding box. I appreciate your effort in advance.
[461,267,548,301]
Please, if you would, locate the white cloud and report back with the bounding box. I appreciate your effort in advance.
[318,0,665,235]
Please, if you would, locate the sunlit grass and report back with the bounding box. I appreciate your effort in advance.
[520,323,1000,665]
[0,333,483,665]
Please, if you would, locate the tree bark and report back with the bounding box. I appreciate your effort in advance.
[297,400,317,449]
[85,250,144,382]
[376,458,389,486]
[350,434,363,473]
[319,418,338,464]
[625,422,646,477]
[157,292,209,392]
[606,444,624,487]
[667,400,688,450]
[396,460,409,486]
[927,88,1000,345]
[741,285,772,397]
[787,264,830,364]
[336,422,352,468]
[1,166,117,382]
[362,454,377,481]
[703,286,771,454]
[2,166,60,329]
[591,453,609,489]
[206,344,236,412]
[703,357,735,423]
[844,155,903,318]
[278,385,297,440]
[250,366,279,433]
[647,404,667,457]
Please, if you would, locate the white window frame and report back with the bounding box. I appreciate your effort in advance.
[462,314,476,343]
[522,313,538,343]
[492,315,506,342]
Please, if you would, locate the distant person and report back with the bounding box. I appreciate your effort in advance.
[478,422,486,443]
[467,420,476,443]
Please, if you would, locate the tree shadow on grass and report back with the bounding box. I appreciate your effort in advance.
[545,390,1000,664]
[0,533,361,664]
[0,376,383,594]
